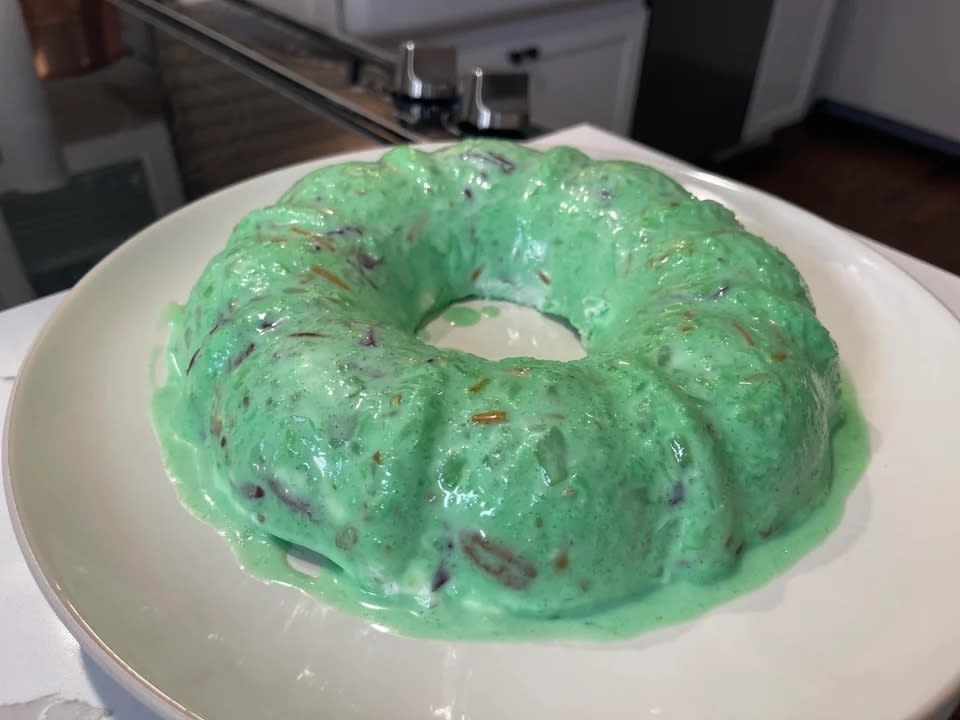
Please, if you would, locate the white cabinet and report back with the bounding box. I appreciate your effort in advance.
[742,0,837,143]
[342,0,608,39]
[429,2,648,135]
[245,0,341,33]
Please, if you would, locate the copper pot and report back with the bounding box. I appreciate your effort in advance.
[18,0,125,79]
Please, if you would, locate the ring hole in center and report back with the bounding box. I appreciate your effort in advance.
[420,299,586,361]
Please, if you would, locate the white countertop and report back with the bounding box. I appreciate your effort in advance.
[2,125,959,719]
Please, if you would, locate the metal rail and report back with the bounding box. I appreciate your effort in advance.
[110,0,447,144]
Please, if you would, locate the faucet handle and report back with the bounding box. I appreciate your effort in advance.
[459,68,529,133]
[393,41,458,101]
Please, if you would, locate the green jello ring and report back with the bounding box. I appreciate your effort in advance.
[154,140,842,619]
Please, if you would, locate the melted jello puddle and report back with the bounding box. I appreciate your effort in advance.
[153,294,868,640]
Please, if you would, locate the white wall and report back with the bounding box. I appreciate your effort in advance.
[816,0,960,142]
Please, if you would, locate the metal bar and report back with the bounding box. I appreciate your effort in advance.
[228,0,396,70]
[110,0,433,145]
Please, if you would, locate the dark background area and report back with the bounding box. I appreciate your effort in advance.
[714,109,960,275]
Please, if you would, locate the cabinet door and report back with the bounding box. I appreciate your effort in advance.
[742,0,837,142]
[454,4,649,134]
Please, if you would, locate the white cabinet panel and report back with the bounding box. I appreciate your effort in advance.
[342,0,611,39]
[742,0,837,143]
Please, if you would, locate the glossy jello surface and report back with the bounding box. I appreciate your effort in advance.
[152,140,853,632]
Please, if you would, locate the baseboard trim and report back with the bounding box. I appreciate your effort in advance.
[812,100,960,158]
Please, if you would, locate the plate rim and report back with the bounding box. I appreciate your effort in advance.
[5,140,960,720]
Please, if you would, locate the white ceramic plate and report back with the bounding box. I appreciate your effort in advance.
[6,141,960,720]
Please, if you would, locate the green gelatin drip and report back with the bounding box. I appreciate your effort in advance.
[481,305,500,318]
[151,140,867,639]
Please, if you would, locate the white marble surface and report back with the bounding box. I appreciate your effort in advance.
[2,125,959,719]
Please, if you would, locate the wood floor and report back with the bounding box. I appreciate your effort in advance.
[713,113,960,276]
